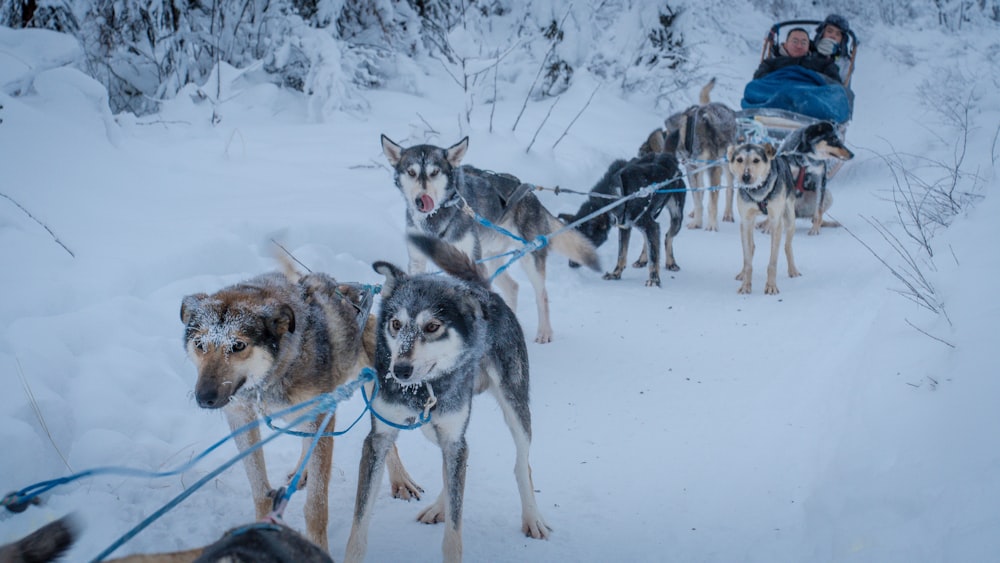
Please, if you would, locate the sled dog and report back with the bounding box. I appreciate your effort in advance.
[662,77,738,231]
[344,234,550,563]
[180,262,421,551]
[776,121,855,234]
[558,152,686,287]
[728,142,802,295]
[380,135,600,343]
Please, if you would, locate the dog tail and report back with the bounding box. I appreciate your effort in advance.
[271,242,304,284]
[699,77,716,105]
[0,514,80,563]
[407,234,489,287]
[545,214,601,271]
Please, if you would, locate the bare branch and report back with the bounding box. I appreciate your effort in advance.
[525,97,560,153]
[0,192,75,258]
[552,84,601,150]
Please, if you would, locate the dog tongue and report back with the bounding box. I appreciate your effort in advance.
[416,194,435,213]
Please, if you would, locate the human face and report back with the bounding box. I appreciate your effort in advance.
[821,25,844,43]
[784,31,810,57]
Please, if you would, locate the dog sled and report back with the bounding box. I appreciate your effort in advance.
[736,18,859,153]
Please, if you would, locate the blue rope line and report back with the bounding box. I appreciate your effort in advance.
[360,377,431,430]
[92,369,376,561]
[89,407,319,562]
[3,394,326,512]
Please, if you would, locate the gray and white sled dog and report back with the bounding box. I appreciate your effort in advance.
[180,259,422,552]
[380,135,600,344]
[777,121,855,234]
[344,234,551,563]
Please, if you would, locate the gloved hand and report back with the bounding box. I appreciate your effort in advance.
[816,38,840,56]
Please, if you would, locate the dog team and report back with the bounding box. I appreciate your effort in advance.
[1,79,854,563]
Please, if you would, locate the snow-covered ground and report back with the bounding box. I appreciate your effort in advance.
[1,10,998,563]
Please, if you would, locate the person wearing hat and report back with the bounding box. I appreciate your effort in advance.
[752,27,841,82]
[814,14,851,82]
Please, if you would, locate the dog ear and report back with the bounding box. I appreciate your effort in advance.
[763,143,777,159]
[373,261,407,299]
[180,293,208,324]
[381,134,402,166]
[446,137,469,167]
[265,303,296,337]
[726,144,737,163]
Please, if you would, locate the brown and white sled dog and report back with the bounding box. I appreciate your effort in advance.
[662,78,738,231]
[180,262,422,552]
[380,135,600,344]
[345,234,551,563]
[727,142,801,295]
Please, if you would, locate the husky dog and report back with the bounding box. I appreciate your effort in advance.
[105,523,333,562]
[558,152,686,287]
[0,515,78,563]
[180,263,422,551]
[380,135,600,344]
[662,78,738,232]
[344,234,550,563]
[727,142,801,295]
[777,121,855,235]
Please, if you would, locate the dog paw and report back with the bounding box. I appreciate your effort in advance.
[686,220,702,230]
[764,283,780,295]
[631,260,648,268]
[645,278,661,288]
[723,213,735,222]
[738,282,752,294]
[286,470,308,489]
[789,268,802,278]
[534,331,553,344]
[664,263,680,272]
[808,227,821,235]
[602,272,622,281]
[417,502,446,524]
[706,223,719,232]
[522,516,552,540]
[391,480,424,501]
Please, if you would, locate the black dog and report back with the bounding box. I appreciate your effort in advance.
[559,152,686,287]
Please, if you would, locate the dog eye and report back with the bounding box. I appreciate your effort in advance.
[231,341,246,352]
[406,169,417,178]
[735,156,744,163]
[195,341,207,353]
[428,169,439,178]
[424,321,441,334]
[390,319,402,332]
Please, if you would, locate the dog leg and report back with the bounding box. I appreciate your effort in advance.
[784,204,801,280]
[225,405,272,521]
[488,382,551,540]
[642,223,661,287]
[686,172,704,229]
[764,213,784,295]
[737,205,756,294]
[663,229,679,272]
[301,414,335,550]
[492,270,519,313]
[438,434,469,563]
[632,241,648,268]
[344,427,396,563]
[520,252,553,344]
[387,444,423,500]
[722,170,735,223]
[407,241,428,275]
[705,166,723,231]
[603,227,631,280]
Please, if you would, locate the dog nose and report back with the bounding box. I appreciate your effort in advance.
[196,389,219,408]
[393,363,413,381]
[742,172,752,184]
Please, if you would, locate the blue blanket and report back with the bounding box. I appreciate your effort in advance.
[741,66,852,123]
